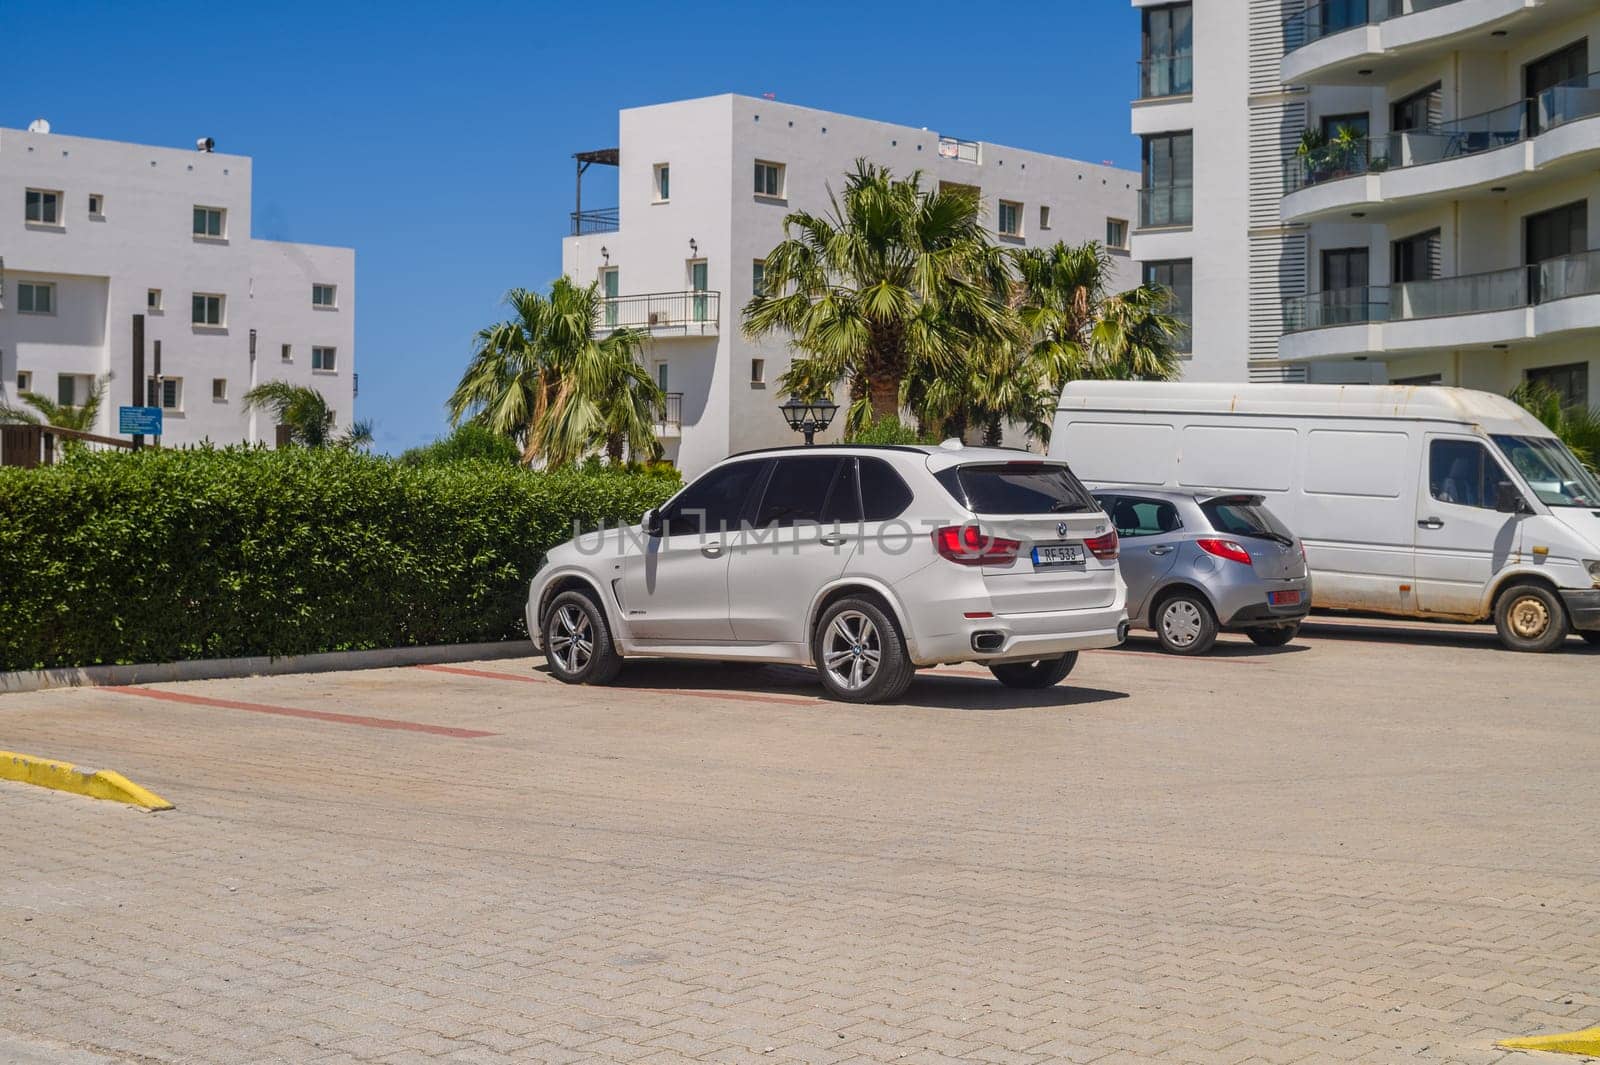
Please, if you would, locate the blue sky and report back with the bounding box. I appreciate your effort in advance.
[9,1,1139,454]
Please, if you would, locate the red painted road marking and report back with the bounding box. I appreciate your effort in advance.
[105,686,496,738]
[417,663,821,707]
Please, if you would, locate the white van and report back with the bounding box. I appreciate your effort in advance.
[1052,381,1600,652]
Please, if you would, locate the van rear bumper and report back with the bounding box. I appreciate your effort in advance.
[1559,588,1600,631]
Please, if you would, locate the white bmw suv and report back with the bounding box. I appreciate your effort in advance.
[527,443,1128,703]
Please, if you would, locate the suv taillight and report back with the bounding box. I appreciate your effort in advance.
[1197,538,1252,565]
[1084,529,1119,561]
[933,525,1021,566]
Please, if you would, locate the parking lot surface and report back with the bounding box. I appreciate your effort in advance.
[2,621,1597,1065]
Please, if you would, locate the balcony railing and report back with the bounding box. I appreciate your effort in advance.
[1138,54,1193,99]
[570,207,619,236]
[1138,183,1194,228]
[1282,249,1600,333]
[657,392,682,431]
[1283,0,1466,54]
[937,136,981,163]
[600,290,720,333]
[1285,69,1600,192]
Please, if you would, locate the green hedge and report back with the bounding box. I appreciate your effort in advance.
[0,448,680,671]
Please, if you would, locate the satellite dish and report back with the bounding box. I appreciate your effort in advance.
[27,118,50,134]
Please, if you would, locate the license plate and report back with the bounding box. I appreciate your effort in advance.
[1269,589,1301,606]
[1031,544,1085,567]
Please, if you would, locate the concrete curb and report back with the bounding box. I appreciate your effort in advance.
[0,641,533,694]
[1499,1025,1600,1055]
[0,750,174,810]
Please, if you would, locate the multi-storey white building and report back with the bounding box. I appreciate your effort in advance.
[563,94,1140,477]
[1134,0,1600,405]
[1,123,355,444]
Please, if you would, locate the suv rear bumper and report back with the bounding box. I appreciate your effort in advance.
[908,603,1128,666]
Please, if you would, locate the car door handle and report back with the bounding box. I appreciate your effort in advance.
[819,534,849,547]
[700,542,724,558]
[1417,517,1444,530]
[1148,545,1174,556]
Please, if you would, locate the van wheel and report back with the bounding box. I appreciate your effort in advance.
[542,590,624,684]
[1153,592,1219,655]
[812,597,914,704]
[1247,624,1299,648]
[1493,582,1568,653]
[989,653,1078,689]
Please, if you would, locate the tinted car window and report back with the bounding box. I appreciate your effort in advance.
[1199,497,1293,542]
[755,457,842,527]
[821,459,863,524]
[936,462,1096,514]
[663,460,767,535]
[859,457,914,521]
[1100,495,1181,538]
[1430,439,1513,510]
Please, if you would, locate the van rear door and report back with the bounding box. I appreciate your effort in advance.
[1413,435,1522,618]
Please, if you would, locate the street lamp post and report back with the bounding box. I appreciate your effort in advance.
[778,395,840,446]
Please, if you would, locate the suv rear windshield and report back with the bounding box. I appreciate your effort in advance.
[1200,497,1294,543]
[935,462,1097,514]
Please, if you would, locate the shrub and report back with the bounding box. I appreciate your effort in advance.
[0,447,680,671]
[398,422,522,467]
[845,415,939,446]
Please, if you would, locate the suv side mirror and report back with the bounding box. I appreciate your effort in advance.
[642,508,663,537]
[1494,482,1531,515]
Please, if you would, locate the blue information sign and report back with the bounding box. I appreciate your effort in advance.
[119,405,163,436]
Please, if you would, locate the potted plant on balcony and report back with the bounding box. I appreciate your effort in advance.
[1295,127,1333,185]
[1326,123,1368,178]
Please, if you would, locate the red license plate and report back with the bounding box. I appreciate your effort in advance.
[1269,590,1301,606]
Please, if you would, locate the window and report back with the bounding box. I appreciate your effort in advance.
[18,282,55,315]
[750,357,765,386]
[88,193,104,216]
[58,374,77,407]
[600,267,619,327]
[754,457,845,527]
[656,363,668,392]
[859,457,915,521]
[1492,434,1600,508]
[1392,373,1443,386]
[1199,497,1294,542]
[1391,83,1442,134]
[312,284,337,308]
[1140,132,1193,227]
[1143,259,1192,352]
[1106,218,1129,249]
[754,160,784,198]
[1098,495,1182,538]
[1321,246,1370,295]
[25,188,60,224]
[1140,2,1193,97]
[193,206,226,238]
[1525,41,1588,134]
[212,377,228,401]
[1391,228,1440,284]
[312,346,337,371]
[146,377,181,410]
[1039,205,1052,230]
[752,259,766,297]
[1525,362,1589,410]
[690,260,708,322]
[16,371,32,394]
[934,463,1097,515]
[1525,200,1587,301]
[147,288,163,311]
[998,200,1022,237]
[281,343,293,362]
[191,293,224,326]
[660,459,768,536]
[1429,439,1511,510]
[653,163,670,202]
[1319,112,1370,141]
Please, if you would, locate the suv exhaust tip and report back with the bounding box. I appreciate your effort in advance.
[971,631,1005,653]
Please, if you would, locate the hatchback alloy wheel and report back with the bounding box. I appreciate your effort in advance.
[822,610,882,692]
[549,604,594,674]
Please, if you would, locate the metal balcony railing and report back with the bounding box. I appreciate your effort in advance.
[600,291,720,333]
[1138,183,1194,228]
[657,392,682,431]
[1137,54,1194,99]
[1283,0,1466,54]
[570,207,619,235]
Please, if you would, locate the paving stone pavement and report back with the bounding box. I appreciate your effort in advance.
[1,623,1597,1065]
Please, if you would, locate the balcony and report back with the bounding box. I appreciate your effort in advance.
[654,392,683,437]
[1281,70,1600,222]
[600,291,720,337]
[936,136,981,163]
[1137,54,1193,100]
[1278,249,1600,361]
[570,207,618,236]
[1281,0,1529,86]
[1138,183,1194,229]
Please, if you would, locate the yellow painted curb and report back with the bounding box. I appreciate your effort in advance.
[1499,1026,1600,1055]
[0,750,173,810]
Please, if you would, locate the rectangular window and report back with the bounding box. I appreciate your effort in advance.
[147,288,163,311]
[656,363,669,391]
[312,346,337,371]
[653,163,670,202]
[690,260,708,322]
[212,377,228,401]
[1524,40,1588,134]
[1143,259,1193,353]
[58,374,76,407]
[311,283,337,308]
[1140,132,1193,227]
[751,357,765,385]
[754,160,784,198]
[998,200,1022,237]
[16,371,31,394]
[191,293,224,325]
[88,193,104,216]
[1106,218,1129,249]
[281,343,292,362]
[192,206,226,238]
[146,377,181,410]
[1525,362,1589,410]
[1039,205,1051,230]
[1319,112,1370,140]
[18,282,55,315]
[1140,2,1193,97]
[1390,83,1442,133]
[752,259,766,297]
[25,188,60,224]
[1429,438,1508,509]
[1391,228,1441,284]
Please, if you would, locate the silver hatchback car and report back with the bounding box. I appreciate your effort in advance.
[1090,488,1311,655]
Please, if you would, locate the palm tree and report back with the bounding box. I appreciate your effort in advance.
[1511,383,1600,471]
[243,381,372,449]
[0,373,112,431]
[448,278,663,467]
[743,159,1014,432]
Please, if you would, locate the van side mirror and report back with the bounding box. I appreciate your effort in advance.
[642,508,663,537]
[1494,482,1531,515]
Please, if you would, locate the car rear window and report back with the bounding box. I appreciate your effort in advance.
[935,462,1096,515]
[1200,497,1293,541]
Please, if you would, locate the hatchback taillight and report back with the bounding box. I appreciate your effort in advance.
[1197,538,1252,565]
[1084,529,1119,561]
[933,525,1021,566]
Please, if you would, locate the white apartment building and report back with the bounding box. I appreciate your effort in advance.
[0,123,355,444]
[1134,0,1600,406]
[563,94,1140,477]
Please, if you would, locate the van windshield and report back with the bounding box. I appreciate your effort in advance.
[1491,435,1600,508]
